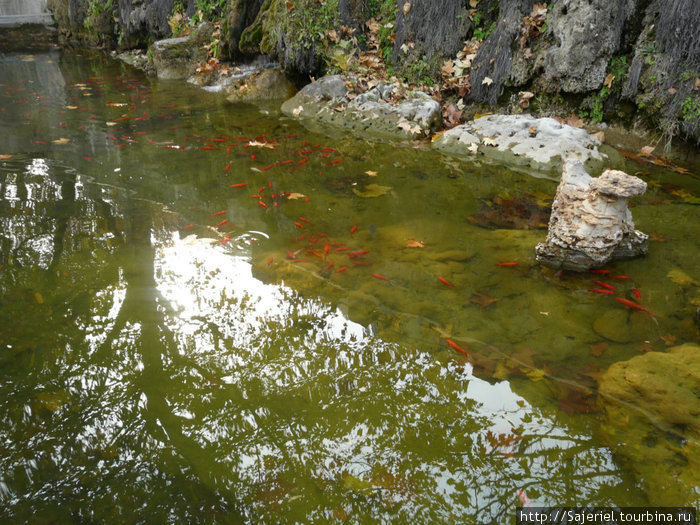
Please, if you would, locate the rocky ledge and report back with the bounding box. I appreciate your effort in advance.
[280,75,442,141]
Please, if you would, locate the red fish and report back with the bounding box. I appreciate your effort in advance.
[371,273,390,282]
[294,222,305,229]
[335,266,347,273]
[587,269,611,274]
[211,210,227,217]
[323,243,330,258]
[258,200,268,209]
[350,225,358,236]
[267,257,273,266]
[216,219,228,228]
[326,158,344,166]
[181,224,194,230]
[352,261,370,266]
[495,262,519,267]
[297,217,311,223]
[615,296,653,317]
[446,339,469,357]
[296,158,308,165]
[592,280,616,290]
[224,162,231,172]
[632,287,642,300]
[348,250,369,258]
[589,288,615,295]
[229,182,249,188]
[219,235,231,245]
[438,276,456,287]
[324,260,334,271]
[611,275,631,280]
[200,145,219,151]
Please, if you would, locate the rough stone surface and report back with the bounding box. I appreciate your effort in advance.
[150,22,213,80]
[535,161,648,271]
[225,67,296,102]
[117,0,176,48]
[281,75,442,140]
[598,343,700,505]
[432,115,613,175]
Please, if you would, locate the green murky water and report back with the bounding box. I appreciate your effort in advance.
[1,49,698,523]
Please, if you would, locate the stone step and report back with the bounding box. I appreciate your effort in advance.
[0,14,54,27]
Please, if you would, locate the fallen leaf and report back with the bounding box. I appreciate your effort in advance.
[523,47,533,59]
[441,60,455,78]
[468,142,479,154]
[402,2,411,15]
[482,137,498,146]
[65,105,78,110]
[637,341,654,353]
[603,73,615,88]
[52,138,70,145]
[639,145,655,156]
[286,192,306,200]
[470,291,498,309]
[247,140,276,149]
[34,292,44,304]
[292,105,303,117]
[667,87,677,94]
[286,1,293,11]
[660,334,677,346]
[528,125,537,137]
[565,113,584,128]
[667,268,698,286]
[518,91,535,108]
[557,387,595,415]
[365,170,378,176]
[353,184,392,198]
[105,121,117,127]
[592,131,605,142]
[590,342,607,357]
[0,154,13,160]
[406,238,425,248]
[397,120,422,135]
[482,76,493,86]
[525,368,546,382]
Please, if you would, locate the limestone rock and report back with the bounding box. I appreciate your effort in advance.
[535,161,648,271]
[598,343,700,505]
[281,75,441,140]
[150,22,214,80]
[225,68,296,103]
[432,115,614,175]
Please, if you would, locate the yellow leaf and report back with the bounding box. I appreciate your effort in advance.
[524,367,546,382]
[482,76,493,86]
[473,112,492,119]
[603,73,615,88]
[52,138,70,145]
[639,145,655,156]
[482,137,498,146]
[65,105,78,110]
[0,154,13,160]
[365,170,378,176]
[402,2,411,15]
[406,238,425,248]
[286,192,306,200]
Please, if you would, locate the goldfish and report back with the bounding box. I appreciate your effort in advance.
[267,257,273,266]
[324,260,334,271]
[258,200,267,209]
[298,217,311,223]
[294,222,305,229]
[371,273,390,282]
[438,276,456,287]
[326,158,344,166]
[589,288,615,295]
[211,210,227,217]
[348,250,369,258]
[215,219,229,228]
[350,225,358,236]
[335,266,348,273]
[445,339,469,357]
[181,224,194,230]
[495,262,519,267]
[592,280,616,290]
[587,269,611,274]
[633,288,641,300]
[224,162,231,172]
[615,296,652,316]
[219,235,231,245]
[611,275,631,280]
[229,182,249,188]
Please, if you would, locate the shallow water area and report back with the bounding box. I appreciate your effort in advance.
[0,48,699,522]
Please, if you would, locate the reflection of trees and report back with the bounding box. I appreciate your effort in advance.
[0,161,244,522]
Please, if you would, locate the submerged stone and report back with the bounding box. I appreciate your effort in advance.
[598,343,700,506]
[535,161,648,271]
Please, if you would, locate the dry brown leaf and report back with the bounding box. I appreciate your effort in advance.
[286,192,306,200]
[365,170,378,176]
[441,60,455,78]
[402,2,411,15]
[565,113,583,128]
[523,47,533,59]
[52,138,70,145]
[667,87,677,94]
[590,342,607,357]
[470,291,499,309]
[518,91,534,108]
[482,76,493,86]
[603,73,615,88]
[639,145,655,156]
[528,125,537,137]
[592,131,605,142]
[0,154,13,160]
[65,105,78,110]
[482,137,498,146]
[406,238,425,248]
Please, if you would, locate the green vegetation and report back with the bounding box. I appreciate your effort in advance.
[681,96,700,123]
[579,55,629,122]
[472,2,499,42]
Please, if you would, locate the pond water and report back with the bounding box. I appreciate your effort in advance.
[0,48,698,523]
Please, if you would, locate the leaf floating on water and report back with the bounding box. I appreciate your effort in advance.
[365,170,378,176]
[65,105,78,110]
[52,137,70,145]
[406,238,425,248]
[0,154,13,160]
[286,192,306,200]
[557,387,595,415]
[397,120,422,135]
[352,183,392,197]
[106,121,117,127]
[34,292,44,304]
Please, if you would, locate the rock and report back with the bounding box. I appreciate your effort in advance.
[225,68,297,102]
[117,0,174,49]
[115,49,156,77]
[598,343,700,505]
[592,309,655,343]
[433,115,614,175]
[535,161,648,271]
[281,75,442,140]
[150,22,214,80]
